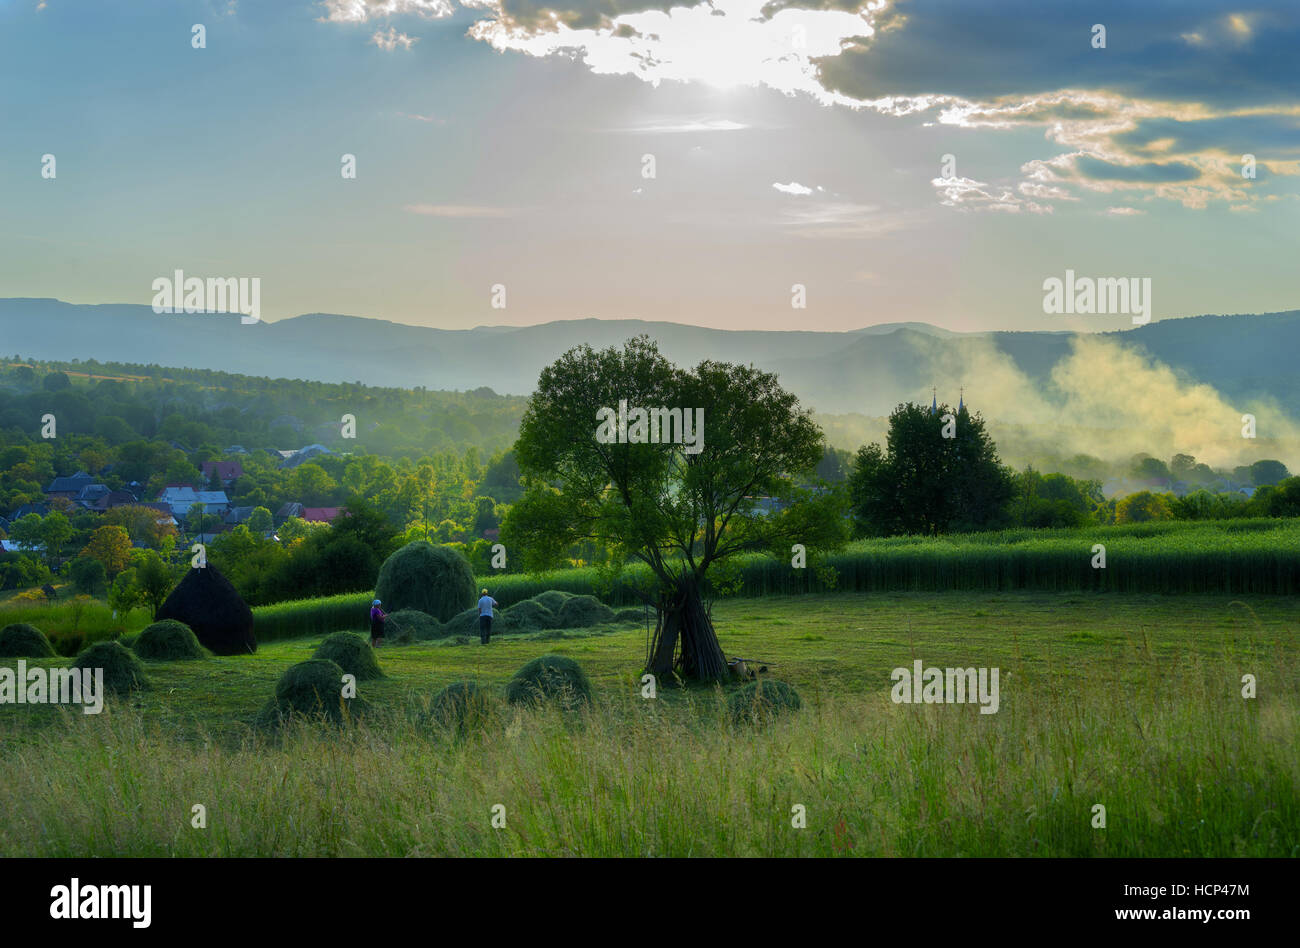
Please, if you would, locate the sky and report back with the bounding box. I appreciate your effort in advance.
[1,0,1297,333]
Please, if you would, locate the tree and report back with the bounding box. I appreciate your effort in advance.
[848,402,1014,536]
[1250,459,1290,487]
[81,524,133,577]
[246,506,273,535]
[36,511,74,571]
[135,551,177,618]
[507,336,845,682]
[69,556,107,596]
[1116,490,1173,523]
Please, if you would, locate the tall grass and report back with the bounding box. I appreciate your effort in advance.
[1,649,1295,857]
[0,599,153,653]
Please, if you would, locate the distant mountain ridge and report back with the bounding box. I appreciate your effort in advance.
[1,299,1297,418]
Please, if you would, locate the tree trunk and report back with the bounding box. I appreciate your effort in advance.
[646,573,728,682]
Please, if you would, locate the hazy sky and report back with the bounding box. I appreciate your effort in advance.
[2,0,1296,332]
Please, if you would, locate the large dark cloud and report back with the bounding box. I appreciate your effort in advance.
[814,1,1300,108]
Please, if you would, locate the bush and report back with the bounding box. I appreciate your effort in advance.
[385,609,440,643]
[429,681,497,731]
[0,623,56,658]
[133,619,207,661]
[531,590,573,613]
[555,595,615,629]
[728,679,802,724]
[505,654,592,710]
[498,598,556,634]
[312,632,384,680]
[155,564,256,655]
[614,608,644,624]
[266,659,359,724]
[374,541,476,622]
[72,641,149,695]
[52,632,84,658]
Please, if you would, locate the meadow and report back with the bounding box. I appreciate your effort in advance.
[0,590,1296,857]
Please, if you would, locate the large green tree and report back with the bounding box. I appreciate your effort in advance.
[506,337,845,682]
[849,401,1014,536]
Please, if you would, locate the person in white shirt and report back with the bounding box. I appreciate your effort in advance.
[477,588,498,644]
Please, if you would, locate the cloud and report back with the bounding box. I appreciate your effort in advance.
[403,204,516,217]
[397,111,445,123]
[931,175,1049,213]
[622,119,749,133]
[319,0,454,22]
[370,27,419,49]
[772,181,815,195]
[1106,206,1145,216]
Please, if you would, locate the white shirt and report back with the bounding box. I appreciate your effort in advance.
[478,596,497,617]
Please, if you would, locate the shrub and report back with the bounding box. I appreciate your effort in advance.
[73,641,149,695]
[728,679,802,724]
[155,564,256,655]
[498,599,556,634]
[505,654,592,710]
[312,632,384,680]
[384,609,440,643]
[532,590,573,613]
[429,681,497,731]
[555,595,615,629]
[374,541,476,622]
[0,623,56,658]
[133,619,207,661]
[266,659,358,723]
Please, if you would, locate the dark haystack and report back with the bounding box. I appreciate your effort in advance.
[499,599,557,634]
[374,541,476,622]
[267,659,358,723]
[505,654,592,710]
[728,679,802,725]
[429,681,497,731]
[133,619,208,661]
[555,595,616,629]
[0,622,56,658]
[155,564,256,656]
[385,609,441,643]
[614,608,644,624]
[312,632,384,680]
[440,607,481,638]
[532,590,572,613]
[73,641,149,695]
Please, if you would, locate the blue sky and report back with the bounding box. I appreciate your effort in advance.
[1,0,1296,332]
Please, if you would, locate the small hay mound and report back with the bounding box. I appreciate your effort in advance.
[133,619,207,661]
[73,641,149,695]
[614,608,644,624]
[155,564,256,655]
[430,681,497,730]
[555,595,615,629]
[505,654,592,710]
[312,632,384,680]
[269,659,356,723]
[440,608,481,638]
[374,541,476,621]
[498,599,556,634]
[385,609,440,643]
[531,590,573,613]
[0,623,55,658]
[728,679,802,724]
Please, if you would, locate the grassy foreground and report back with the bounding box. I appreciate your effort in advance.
[0,592,1296,856]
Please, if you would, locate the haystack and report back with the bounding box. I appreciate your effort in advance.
[155,564,256,655]
[374,541,476,622]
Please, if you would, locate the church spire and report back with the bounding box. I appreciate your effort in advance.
[929,385,937,416]
[958,386,964,413]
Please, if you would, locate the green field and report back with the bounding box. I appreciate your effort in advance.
[1,590,1296,856]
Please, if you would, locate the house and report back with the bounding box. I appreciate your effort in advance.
[301,507,343,524]
[82,489,139,513]
[72,483,113,509]
[44,471,96,499]
[224,505,256,526]
[278,444,334,469]
[482,527,500,542]
[9,502,50,520]
[135,502,180,529]
[226,445,248,455]
[275,502,304,524]
[157,486,231,519]
[1,539,38,554]
[200,460,245,486]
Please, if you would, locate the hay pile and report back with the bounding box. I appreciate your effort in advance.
[385,609,441,643]
[263,659,361,724]
[73,641,149,695]
[312,632,384,680]
[374,541,476,621]
[555,595,615,629]
[0,623,55,658]
[505,654,592,710]
[155,564,256,655]
[728,679,802,724]
[498,599,557,634]
[429,681,497,731]
[133,619,208,661]
[531,590,572,613]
